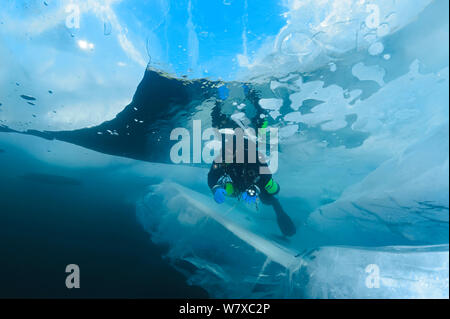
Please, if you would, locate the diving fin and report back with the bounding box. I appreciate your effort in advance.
[271,198,296,237]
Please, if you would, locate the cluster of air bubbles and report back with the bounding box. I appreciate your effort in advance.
[232,101,246,110]
[98,129,119,136]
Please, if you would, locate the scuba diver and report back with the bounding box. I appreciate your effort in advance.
[208,82,296,237]
[207,134,297,237]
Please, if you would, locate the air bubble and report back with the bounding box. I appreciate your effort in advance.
[281,32,316,57]
[329,62,337,72]
[103,21,112,36]
[368,42,384,56]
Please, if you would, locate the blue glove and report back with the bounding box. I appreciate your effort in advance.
[242,191,257,204]
[213,187,227,204]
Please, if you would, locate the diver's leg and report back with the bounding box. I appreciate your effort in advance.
[259,191,276,205]
[259,192,296,237]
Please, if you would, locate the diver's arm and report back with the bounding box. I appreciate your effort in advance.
[208,162,231,204]
[255,159,280,196]
[237,160,278,205]
[208,163,226,191]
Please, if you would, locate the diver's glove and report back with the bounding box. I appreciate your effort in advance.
[213,187,227,204]
[242,185,260,204]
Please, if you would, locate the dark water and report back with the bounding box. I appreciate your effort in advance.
[0,171,208,298]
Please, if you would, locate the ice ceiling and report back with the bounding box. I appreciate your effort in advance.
[1,0,442,131]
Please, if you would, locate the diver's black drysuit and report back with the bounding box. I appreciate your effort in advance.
[207,149,296,237]
[207,155,278,205]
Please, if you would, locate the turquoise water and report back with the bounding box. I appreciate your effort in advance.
[0,0,448,298]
